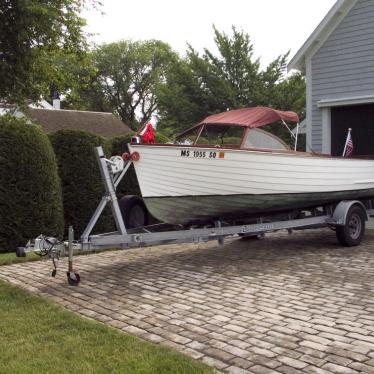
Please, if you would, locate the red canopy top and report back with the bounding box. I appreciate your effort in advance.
[199,107,299,128]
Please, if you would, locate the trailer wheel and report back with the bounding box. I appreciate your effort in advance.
[67,271,80,286]
[336,205,366,247]
[119,195,149,229]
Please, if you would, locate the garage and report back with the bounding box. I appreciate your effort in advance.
[331,104,374,156]
[288,0,374,156]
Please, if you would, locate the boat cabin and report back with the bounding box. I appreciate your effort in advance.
[175,107,299,151]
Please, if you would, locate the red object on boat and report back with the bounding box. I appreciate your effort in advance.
[199,107,299,128]
[139,123,155,144]
[130,151,140,161]
[122,152,130,161]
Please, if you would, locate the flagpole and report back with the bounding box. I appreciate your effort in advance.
[342,128,352,156]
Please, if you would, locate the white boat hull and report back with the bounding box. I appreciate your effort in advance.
[128,145,374,224]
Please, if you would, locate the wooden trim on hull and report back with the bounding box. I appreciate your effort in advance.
[144,189,374,225]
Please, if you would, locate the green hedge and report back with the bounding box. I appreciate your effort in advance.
[50,130,114,237]
[0,116,64,252]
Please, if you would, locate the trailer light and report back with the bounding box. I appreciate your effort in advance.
[131,151,140,161]
[122,152,130,161]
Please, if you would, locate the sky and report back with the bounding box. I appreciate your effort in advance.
[83,0,337,69]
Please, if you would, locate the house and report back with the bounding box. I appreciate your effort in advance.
[1,98,131,138]
[288,0,374,156]
[29,108,132,138]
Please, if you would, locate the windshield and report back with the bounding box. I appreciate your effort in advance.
[196,125,244,147]
[175,127,200,145]
[244,128,288,150]
[175,124,288,150]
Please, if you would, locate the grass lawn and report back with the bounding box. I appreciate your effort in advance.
[0,281,213,374]
[0,251,41,266]
[0,247,119,266]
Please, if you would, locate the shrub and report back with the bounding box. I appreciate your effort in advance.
[0,115,64,252]
[50,130,114,237]
[155,132,170,144]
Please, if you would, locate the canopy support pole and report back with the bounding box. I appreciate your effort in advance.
[281,119,299,151]
[294,122,300,151]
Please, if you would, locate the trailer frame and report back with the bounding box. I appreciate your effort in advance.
[18,146,374,285]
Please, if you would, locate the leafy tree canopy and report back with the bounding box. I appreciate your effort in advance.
[61,25,305,143]
[66,40,178,131]
[156,26,305,141]
[0,0,96,106]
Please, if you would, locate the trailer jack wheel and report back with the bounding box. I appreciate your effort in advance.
[67,271,80,286]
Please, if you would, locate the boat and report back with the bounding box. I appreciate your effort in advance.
[128,107,374,226]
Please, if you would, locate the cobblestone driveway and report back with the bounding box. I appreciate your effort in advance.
[2,229,374,373]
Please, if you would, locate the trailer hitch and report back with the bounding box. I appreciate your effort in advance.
[17,227,81,286]
[50,248,60,278]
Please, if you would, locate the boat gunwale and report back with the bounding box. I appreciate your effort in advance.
[129,143,374,161]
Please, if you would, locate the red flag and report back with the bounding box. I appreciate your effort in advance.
[139,123,155,144]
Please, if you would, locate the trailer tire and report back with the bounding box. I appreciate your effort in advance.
[336,205,366,247]
[119,195,149,229]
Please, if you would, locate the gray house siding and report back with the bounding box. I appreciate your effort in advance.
[310,0,374,152]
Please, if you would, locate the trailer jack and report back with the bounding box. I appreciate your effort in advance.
[66,226,80,286]
[17,226,80,286]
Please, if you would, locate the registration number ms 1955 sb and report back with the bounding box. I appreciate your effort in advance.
[180,150,224,159]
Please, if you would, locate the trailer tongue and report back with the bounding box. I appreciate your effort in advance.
[18,146,374,286]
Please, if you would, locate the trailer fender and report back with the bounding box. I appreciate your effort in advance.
[332,200,368,226]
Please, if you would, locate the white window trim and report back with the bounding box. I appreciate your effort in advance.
[306,56,313,153]
[318,95,374,108]
[321,108,331,155]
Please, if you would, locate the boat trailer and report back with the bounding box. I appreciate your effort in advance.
[17,146,374,285]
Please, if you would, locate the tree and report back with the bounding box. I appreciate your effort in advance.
[157,26,305,139]
[0,0,95,105]
[203,26,262,108]
[155,56,227,136]
[62,52,112,113]
[67,40,178,131]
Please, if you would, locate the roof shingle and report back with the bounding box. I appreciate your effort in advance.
[29,109,132,138]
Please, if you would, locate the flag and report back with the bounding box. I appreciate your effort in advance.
[345,137,353,156]
[343,129,353,157]
[139,123,155,144]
